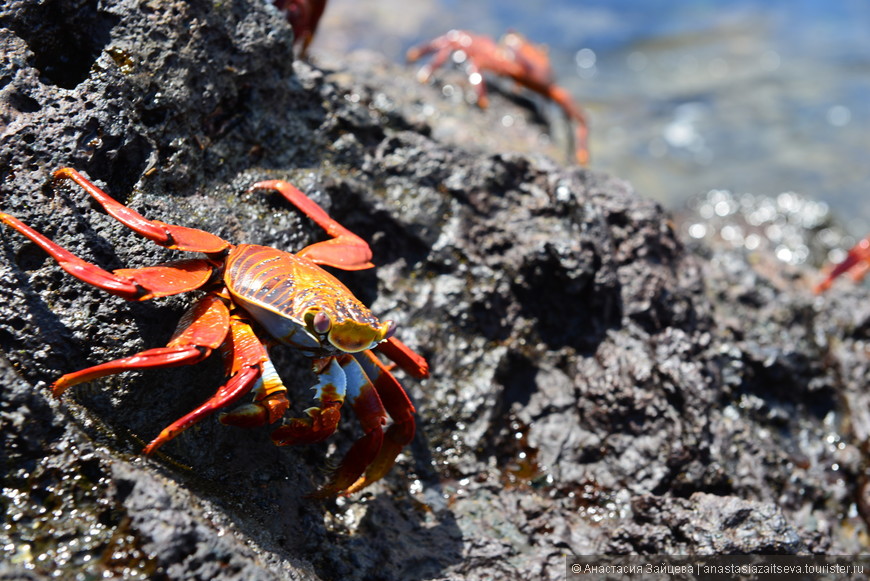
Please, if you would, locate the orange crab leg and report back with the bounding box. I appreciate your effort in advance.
[143,313,284,453]
[52,294,231,396]
[815,235,870,293]
[53,168,230,254]
[341,350,416,495]
[250,180,375,271]
[408,43,457,86]
[546,86,590,165]
[144,366,261,454]
[376,336,430,379]
[0,212,218,301]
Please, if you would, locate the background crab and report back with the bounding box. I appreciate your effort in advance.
[407,29,590,165]
[815,234,870,293]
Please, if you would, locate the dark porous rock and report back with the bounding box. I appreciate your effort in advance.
[1,1,868,579]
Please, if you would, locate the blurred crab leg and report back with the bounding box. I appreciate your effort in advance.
[406,30,483,74]
[815,235,870,293]
[143,314,278,454]
[53,168,231,254]
[852,261,870,282]
[407,44,457,83]
[465,60,490,108]
[408,32,494,107]
[0,212,217,300]
[341,350,415,495]
[272,0,327,58]
[376,336,430,379]
[249,180,375,271]
[52,294,231,396]
[546,86,590,166]
[310,353,389,497]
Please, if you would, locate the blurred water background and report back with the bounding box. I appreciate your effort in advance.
[315,0,870,236]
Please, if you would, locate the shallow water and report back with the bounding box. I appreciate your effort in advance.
[316,0,870,234]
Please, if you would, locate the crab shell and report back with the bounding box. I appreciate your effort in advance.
[225,244,394,354]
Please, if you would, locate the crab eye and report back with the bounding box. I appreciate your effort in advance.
[384,320,397,340]
[313,311,331,334]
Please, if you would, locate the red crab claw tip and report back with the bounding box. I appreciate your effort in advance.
[270,403,342,446]
[341,418,415,496]
[307,426,385,498]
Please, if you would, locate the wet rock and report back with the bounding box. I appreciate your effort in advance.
[1,0,868,579]
[607,493,804,554]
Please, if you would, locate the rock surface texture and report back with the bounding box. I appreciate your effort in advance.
[1,1,868,579]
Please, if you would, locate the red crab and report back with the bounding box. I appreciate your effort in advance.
[815,234,870,293]
[0,168,428,496]
[407,29,590,165]
[272,0,328,57]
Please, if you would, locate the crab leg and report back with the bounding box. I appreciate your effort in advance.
[815,235,870,293]
[407,32,496,107]
[143,314,286,453]
[53,168,230,254]
[500,34,590,165]
[376,336,430,379]
[407,42,464,86]
[143,366,261,454]
[545,86,590,166]
[52,294,231,396]
[0,212,218,301]
[272,0,328,58]
[250,180,375,271]
[340,350,416,495]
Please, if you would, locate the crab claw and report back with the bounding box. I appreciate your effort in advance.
[339,350,415,495]
[270,353,396,497]
[270,357,348,446]
[219,358,290,427]
[306,353,390,497]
